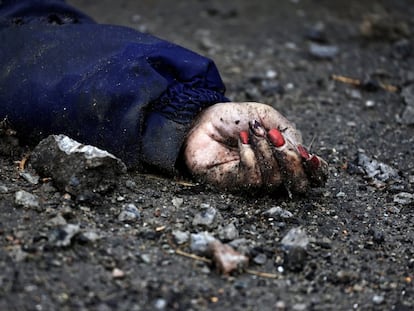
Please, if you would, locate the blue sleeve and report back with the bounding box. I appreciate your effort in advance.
[0,0,228,174]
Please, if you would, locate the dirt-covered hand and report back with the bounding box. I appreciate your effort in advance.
[183,102,328,194]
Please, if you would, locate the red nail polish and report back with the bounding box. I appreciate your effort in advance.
[297,145,310,159]
[309,155,320,169]
[268,129,285,147]
[239,131,249,144]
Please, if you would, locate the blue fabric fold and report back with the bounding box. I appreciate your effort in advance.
[0,0,229,174]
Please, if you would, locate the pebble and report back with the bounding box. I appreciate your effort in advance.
[365,100,376,108]
[171,197,184,208]
[399,84,414,125]
[393,192,414,205]
[49,224,80,247]
[355,152,399,183]
[281,227,309,249]
[118,203,141,223]
[47,214,67,227]
[308,42,339,59]
[217,223,239,241]
[15,190,40,209]
[346,89,362,100]
[125,179,136,189]
[192,206,218,228]
[253,253,267,265]
[392,39,411,59]
[139,254,151,264]
[154,298,167,310]
[172,230,189,245]
[0,184,9,193]
[78,231,100,243]
[372,294,384,305]
[8,245,28,262]
[112,268,125,279]
[305,22,327,43]
[19,171,39,185]
[263,206,293,219]
[209,240,249,274]
[190,232,216,255]
[292,303,308,311]
[228,238,251,255]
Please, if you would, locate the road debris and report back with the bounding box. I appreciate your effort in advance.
[29,134,127,196]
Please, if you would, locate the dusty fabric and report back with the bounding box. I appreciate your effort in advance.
[0,0,228,173]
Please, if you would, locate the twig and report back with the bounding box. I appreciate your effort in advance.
[174,248,212,264]
[331,74,398,93]
[174,248,282,279]
[245,269,280,279]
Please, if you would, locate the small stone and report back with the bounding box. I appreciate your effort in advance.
[263,206,293,219]
[8,245,28,262]
[19,171,39,185]
[192,206,218,228]
[172,197,184,208]
[393,192,414,205]
[308,42,339,59]
[355,152,399,183]
[0,184,9,193]
[346,89,362,100]
[292,303,308,311]
[336,191,346,198]
[209,240,249,274]
[112,268,125,279]
[154,298,167,310]
[228,238,251,255]
[172,230,189,245]
[15,190,40,209]
[118,203,141,223]
[365,100,376,108]
[47,214,67,227]
[275,301,287,311]
[217,223,239,241]
[140,254,151,264]
[399,84,414,125]
[125,179,136,189]
[78,231,100,243]
[372,295,384,305]
[305,22,327,43]
[392,39,412,59]
[265,69,278,79]
[48,224,80,247]
[281,227,309,249]
[253,253,267,265]
[190,232,216,255]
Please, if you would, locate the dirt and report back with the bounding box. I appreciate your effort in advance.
[1,0,414,310]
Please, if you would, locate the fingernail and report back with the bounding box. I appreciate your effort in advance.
[268,129,285,147]
[239,131,249,144]
[249,120,266,137]
[309,155,320,169]
[297,145,310,159]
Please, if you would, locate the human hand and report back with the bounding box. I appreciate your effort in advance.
[183,102,328,194]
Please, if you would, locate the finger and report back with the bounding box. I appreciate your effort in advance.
[267,128,310,194]
[199,135,263,191]
[248,120,282,188]
[297,145,329,186]
[236,131,262,188]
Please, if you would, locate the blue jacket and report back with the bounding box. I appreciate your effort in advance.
[0,0,228,174]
